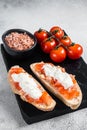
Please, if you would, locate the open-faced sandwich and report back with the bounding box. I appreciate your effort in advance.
[30,61,82,109]
[8,65,56,111]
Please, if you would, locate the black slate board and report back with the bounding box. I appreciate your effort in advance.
[1,43,87,124]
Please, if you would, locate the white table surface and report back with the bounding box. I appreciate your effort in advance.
[0,0,87,130]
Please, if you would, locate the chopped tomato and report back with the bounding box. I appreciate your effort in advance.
[40,91,52,105]
[25,94,35,103]
[26,91,52,105]
[14,82,21,90]
[55,83,79,100]
[10,67,24,74]
[35,63,44,72]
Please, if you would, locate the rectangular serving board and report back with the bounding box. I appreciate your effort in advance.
[1,44,87,124]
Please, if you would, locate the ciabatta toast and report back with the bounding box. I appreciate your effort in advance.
[30,61,82,109]
[8,65,56,111]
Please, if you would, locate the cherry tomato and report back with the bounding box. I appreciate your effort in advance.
[60,35,72,46]
[41,37,57,54]
[34,28,48,44]
[67,43,83,60]
[50,26,64,39]
[50,46,67,63]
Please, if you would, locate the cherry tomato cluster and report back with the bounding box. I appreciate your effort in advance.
[34,26,83,63]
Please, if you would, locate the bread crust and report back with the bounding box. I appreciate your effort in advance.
[30,62,82,110]
[8,65,56,111]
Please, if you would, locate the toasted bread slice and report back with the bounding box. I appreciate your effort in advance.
[30,61,82,110]
[7,65,56,111]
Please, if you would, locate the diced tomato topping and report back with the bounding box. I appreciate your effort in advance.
[10,67,24,74]
[14,82,21,91]
[39,91,52,105]
[25,94,35,103]
[25,91,52,106]
[55,83,79,100]
[35,63,44,72]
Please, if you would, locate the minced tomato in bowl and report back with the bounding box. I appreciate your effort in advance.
[2,29,37,59]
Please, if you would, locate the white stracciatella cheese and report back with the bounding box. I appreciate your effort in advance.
[43,64,74,89]
[11,73,42,99]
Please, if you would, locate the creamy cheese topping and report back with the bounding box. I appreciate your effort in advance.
[11,73,42,99]
[43,64,73,89]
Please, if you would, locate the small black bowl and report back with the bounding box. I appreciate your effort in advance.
[2,29,37,59]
